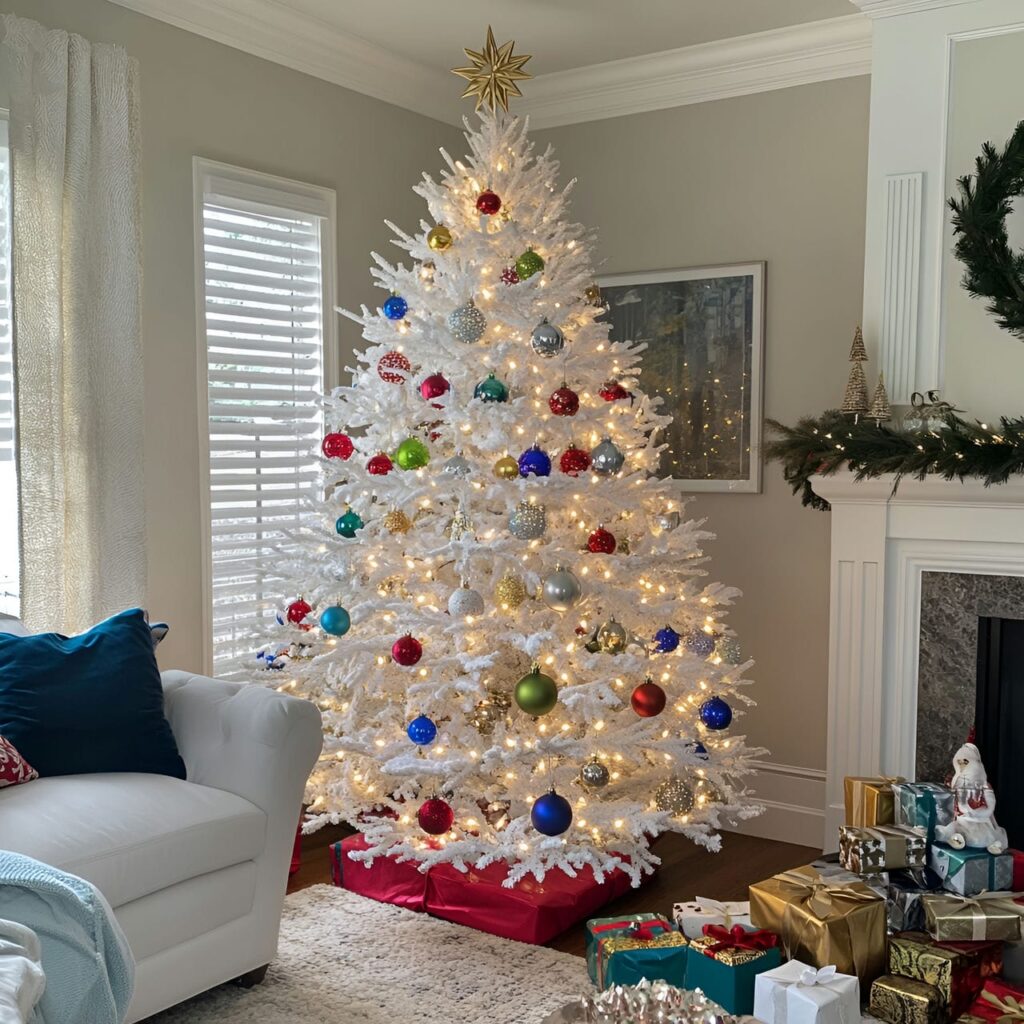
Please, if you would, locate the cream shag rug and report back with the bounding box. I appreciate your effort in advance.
[149,885,588,1024]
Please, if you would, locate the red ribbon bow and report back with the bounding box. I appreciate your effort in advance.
[701,923,779,957]
[627,922,665,941]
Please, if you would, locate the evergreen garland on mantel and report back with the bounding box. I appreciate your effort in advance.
[764,410,1024,511]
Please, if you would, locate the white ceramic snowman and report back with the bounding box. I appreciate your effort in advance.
[934,743,1008,853]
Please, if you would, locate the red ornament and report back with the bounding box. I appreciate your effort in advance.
[559,444,592,476]
[500,266,520,286]
[599,379,631,402]
[631,680,667,718]
[549,383,580,417]
[367,452,394,476]
[391,634,423,667]
[587,526,617,554]
[321,432,354,460]
[378,351,412,384]
[419,372,450,408]
[417,797,455,836]
[286,598,312,627]
[476,189,502,215]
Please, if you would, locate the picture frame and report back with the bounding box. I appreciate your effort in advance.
[597,262,765,493]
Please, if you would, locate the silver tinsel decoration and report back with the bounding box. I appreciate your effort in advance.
[447,299,487,343]
[714,635,741,665]
[443,453,472,477]
[541,565,583,612]
[448,583,485,617]
[591,437,625,475]
[530,318,566,359]
[543,978,733,1024]
[508,499,547,539]
[580,758,610,789]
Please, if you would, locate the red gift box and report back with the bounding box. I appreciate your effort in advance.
[961,978,1024,1023]
[330,835,429,912]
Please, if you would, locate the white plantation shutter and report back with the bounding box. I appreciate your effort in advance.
[0,117,18,617]
[196,161,335,676]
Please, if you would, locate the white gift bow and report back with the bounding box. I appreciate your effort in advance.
[693,897,748,929]
[799,965,838,986]
[770,962,854,1024]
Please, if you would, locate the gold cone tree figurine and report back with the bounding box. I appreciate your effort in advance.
[869,373,892,424]
[841,326,869,416]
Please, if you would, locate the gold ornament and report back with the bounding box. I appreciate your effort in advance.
[495,572,527,610]
[378,575,409,598]
[427,225,453,252]
[493,454,519,480]
[468,699,506,736]
[383,509,412,534]
[584,284,602,306]
[451,26,532,113]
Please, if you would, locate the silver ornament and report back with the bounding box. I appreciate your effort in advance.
[508,499,547,540]
[443,453,472,477]
[714,635,741,665]
[530,318,566,359]
[652,509,680,534]
[448,584,485,617]
[597,617,629,654]
[685,629,717,658]
[591,437,625,475]
[695,777,723,808]
[447,299,487,344]
[655,776,695,815]
[580,758,610,789]
[541,565,583,612]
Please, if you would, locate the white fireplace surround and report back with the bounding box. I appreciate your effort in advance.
[811,472,1024,847]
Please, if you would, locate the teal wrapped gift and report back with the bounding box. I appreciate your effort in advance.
[893,782,954,841]
[929,844,1014,896]
[593,920,689,990]
[586,913,672,985]
[686,925,783,1015]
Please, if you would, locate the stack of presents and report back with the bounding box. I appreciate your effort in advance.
[585,742,1024,1024]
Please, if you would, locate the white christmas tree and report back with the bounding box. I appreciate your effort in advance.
[260,32,765,886]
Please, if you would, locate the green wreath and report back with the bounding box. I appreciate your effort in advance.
[949,118,1024,339]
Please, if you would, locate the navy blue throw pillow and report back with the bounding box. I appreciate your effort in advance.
[0,608,185,779]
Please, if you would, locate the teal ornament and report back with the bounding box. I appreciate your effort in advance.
[319,605,351,636]
[474,372,509,403]
[335,508,364,538]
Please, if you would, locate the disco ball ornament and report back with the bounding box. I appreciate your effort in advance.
[652,509,681,534]
[285,598,312,627]
[559,443,591,476]
[335,507,365,538]
[580,758,610,789]
[426,224,452,251]
[448,583,485,618]
[655,777,695,816]
[443,453,472,478]
[383,509,411,534]
[447,299,487,344]
[685,630,717,658]
[531,790,573,836]
[530,318,566,359]
[699,695,733,730]
[495,572,527,610]
[321,432,354,460]
[419,371,450,407]
[599,379,631,402]
[382,294,408,321]
[319,605,350,636]
[508,499,547,540]
[541,565,583,612]
[597,618,629,654]
[392,634,423,667]
[377,350,411,384]
[474,372,509,403]
[591,437,625,475]
[515,248,545,280]
[394,437,429,471]
[631,677,667,718]
[548,382,579,416]
[417,797,454,835]
[476,189,501,215]
[500,265,520,286]
[715,635,742,665]
[587,525,616,554]
[518,444,551,478]
[407,715,437,746]
[654,625,680,653]
[695,777,723,807]
[367,452,393,476]
[514,665,558,716]
[493,454,519,480]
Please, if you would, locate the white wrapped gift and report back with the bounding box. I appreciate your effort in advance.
[753,961,860,1024]
[671,897,753,940]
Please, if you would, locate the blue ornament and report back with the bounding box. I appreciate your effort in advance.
[699,696,732,731]
[319,605,351,637]
[654,626,680,653]
[531,790,573,836]
[406,715,437,745]
[518,444,552,478]
[382,294,408,320]
[685,740,709,760]
[685,629,717,658]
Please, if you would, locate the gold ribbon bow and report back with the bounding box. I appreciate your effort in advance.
[773,868,878,919]
[981,991,1024,1022]
[925,891,1024,941]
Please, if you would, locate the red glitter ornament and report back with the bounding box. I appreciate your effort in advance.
[559,444,591,476]
[391,634,423,667]
[285,598,312,629]
[599,379,631,402]
[476,189,502,215]
[631,679,667,718]
[378,350,412,384]
[419,372,450,408]
[417,797,455,836]
[321,432,354,460]
[587,526,617,554]
[548,383,580,417]
[500,265,520,286]
[367,452,394,476]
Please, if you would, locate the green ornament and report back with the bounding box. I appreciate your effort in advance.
[514,664,558,716]
[474,372,509,403]
[335,507,364,538]
[515,249,545,280]
[394,437,430,471]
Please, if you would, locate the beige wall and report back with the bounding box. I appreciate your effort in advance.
[2,0,462,671]
[537,77,871,777]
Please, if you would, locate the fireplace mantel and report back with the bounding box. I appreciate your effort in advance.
[812,471,1024,845]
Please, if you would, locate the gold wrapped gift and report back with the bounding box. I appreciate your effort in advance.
[845,775,904,827]
[749,865,887,983]
[870,974,944,1024]
[922,893,1024,943]
[688,933,765,967]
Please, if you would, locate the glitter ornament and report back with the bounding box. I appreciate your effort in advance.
[591,437,625,475]
[699,695,733,730]
[443,453,472,477]
[508,499,547,540]
[516,248,544,280]
[685,630,717,658]
[559,444,591,476]
[631,677,667,718]
[714,635,742,665]
[447,300,487,344]
[417,797,454,835]
[474,372,509,403]
[541,565,582,612]
[584,283,602,306]
[518,444,551,477]
[426,224,453,251]
[383,509,411,534]
[448,583,485,618]
[587,525,616,554]
[286,598,312,625]
[394,437,429,470]
[600,379,631,402]
[321,432,354,460]
[445,505,474,541]
[335,507,364,538]
[580,758,610,789]
[367,452,393,476]
[548,382,579,416]
[530,318,566,359]
[377,350,411,384]
[531,790,573,836]
[597,618,629,654]
[653,509,681,533]
[382,294,408,320]
[654,626,680,653]
[407,715,437,745]
[495,572,527,610]
[419,371,450,407]
[391,634,423,667]
[500,265,520,286]
[493,455,520,480]
[514,664,558,716]
[476,189,501,215]
[655,777,695,816]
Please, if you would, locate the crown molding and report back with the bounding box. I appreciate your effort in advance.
[848,0,981,17]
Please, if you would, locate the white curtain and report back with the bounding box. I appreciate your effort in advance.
[1,13,145,633]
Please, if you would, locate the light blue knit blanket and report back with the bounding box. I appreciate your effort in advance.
[0,852,134,1024]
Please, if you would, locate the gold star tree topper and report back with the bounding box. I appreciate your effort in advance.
[452,27,532,112]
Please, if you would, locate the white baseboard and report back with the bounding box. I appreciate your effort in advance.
[726,759,827,850]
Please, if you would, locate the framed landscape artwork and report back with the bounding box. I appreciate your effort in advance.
[598,263,765,493]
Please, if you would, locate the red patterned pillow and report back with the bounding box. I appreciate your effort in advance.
[0,736,38,787]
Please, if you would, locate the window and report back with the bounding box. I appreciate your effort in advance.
[0,115,18,618]
[194,159,336,676]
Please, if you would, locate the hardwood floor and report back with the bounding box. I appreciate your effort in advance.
[287,824,819,957]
